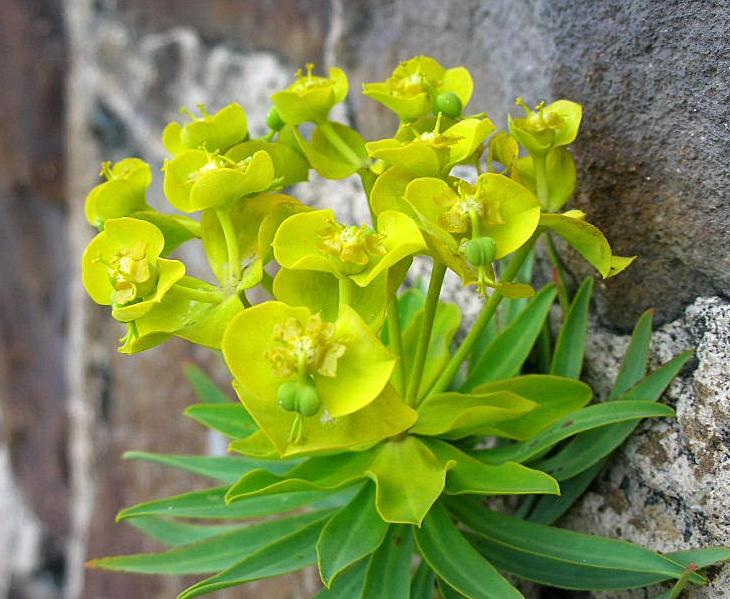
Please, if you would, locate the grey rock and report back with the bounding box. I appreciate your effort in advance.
[562,297,730,597]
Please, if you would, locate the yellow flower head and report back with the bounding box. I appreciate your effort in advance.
[319,221,387,268]
[266,313,346,379]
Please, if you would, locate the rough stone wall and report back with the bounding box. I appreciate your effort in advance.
[1,0,728,598]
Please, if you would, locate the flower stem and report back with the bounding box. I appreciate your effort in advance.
[429,234,539,396]
[387,296,407,396]
[338,276,352,317]
[216,208,240,286]
[533,152,550,209]
[406,261,447,406]
[318,120,364,168]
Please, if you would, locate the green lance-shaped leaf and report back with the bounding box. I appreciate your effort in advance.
[123,451,297,483]
[423,438,559,497]
[535,351,692,480]
[539,211,635,278]
[127,517,244,548]
[311,560,369,598]
[463,284,557,390]
[116,485,339,521]
[471,375,593,440]
[476,400,675,465]
[317,482,389,587]
[361,525,413,599]
[410,559,436,599]
[177,516,329,599]
[226,452,373,503]
[447,497,707,590]
[414,502,523,599]
[609,308,655,400]
[550,277,593,378]
[184,403,257,439]
[184,363,231,404]
[412,390,537,439]
[526,458,607,525]
[89,510,331,575]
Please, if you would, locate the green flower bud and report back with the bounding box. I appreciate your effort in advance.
[277,381,299,412]
[434,92,463,118]
[465,236,497,266]
[296,384,322,417]
[266,106,286,131]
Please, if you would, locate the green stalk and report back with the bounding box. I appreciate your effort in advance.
[429,234,539,396]
[406,261,447,406]
[172,284,225,304]
[545,233,571,312]
[216,208,240,286]
[533,152,550,209]
[358,168,378,226]
[318,120,363,168]
[338,276,352,317]
[387,297,407,396]
[668,563,699,599]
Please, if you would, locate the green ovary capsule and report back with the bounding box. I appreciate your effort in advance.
[434,92,463,118]
[277,381,300,412]
[266,106,286,131]
[296,385,322,417]
[465,236,497,266]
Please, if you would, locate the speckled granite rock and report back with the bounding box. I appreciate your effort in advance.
[560,297,730,597]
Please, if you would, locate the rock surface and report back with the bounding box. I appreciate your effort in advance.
[560,297,730,598]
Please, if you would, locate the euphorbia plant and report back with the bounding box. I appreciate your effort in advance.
[83,56,728,598]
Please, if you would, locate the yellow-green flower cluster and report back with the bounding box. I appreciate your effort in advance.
[80,55,634,462]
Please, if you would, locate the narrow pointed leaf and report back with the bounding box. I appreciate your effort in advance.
[414,502,523,599]
[448,498,705,590]
[362,525,413,599]
[90,511,330,574]
[472,375,593,440]
[463,285,557,390]
[124,451,297,483]
[117,485,339,521]
[608,308,655,400]
[527,458,607,525]
[127,517,244,548]
[411,559,436,599]
[184,403,257,438]
[226,451,374,503]
[184,364,231,404]
[177,517,328,598]
[665,547,730,569]
[476,401,675,465]
[312,560,369,598]
[535,352,692,480]
[317,482,389,587]
[550,277,593,378]
[423,439,559,497]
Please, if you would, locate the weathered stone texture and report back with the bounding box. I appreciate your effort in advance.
[562,297,730,598]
